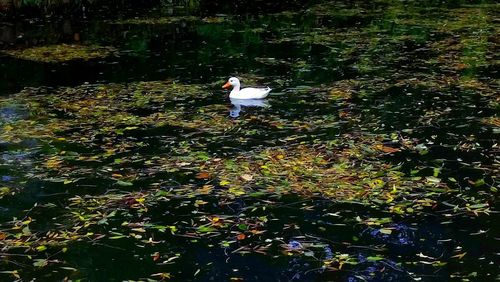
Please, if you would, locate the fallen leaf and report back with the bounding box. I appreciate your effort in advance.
[152,252,160,261]
[196,171,211,179]
[240,174,254,181]
[374,144,401,153]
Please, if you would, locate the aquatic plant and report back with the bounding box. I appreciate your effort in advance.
[2,44,118,63]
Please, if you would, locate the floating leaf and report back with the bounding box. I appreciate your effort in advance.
[116,180,134,187]
[379,228,392,235]
[33,259,48,268]
[196,172,211,179]
[367,256,384,261]
[198,226,217,233]
[240,174,254,181]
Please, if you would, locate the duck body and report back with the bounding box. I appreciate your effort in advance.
[229,87,271,99]
[223,77,271,100]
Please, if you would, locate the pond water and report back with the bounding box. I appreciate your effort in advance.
[0,0,498,281]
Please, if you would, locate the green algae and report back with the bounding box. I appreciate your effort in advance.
[112,16,199,25]
[2,44,118,63]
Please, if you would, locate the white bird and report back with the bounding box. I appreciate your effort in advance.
[222,77,271,99]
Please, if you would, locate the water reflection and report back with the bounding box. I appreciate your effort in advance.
[229,98,270,117]
[0,105,26,123]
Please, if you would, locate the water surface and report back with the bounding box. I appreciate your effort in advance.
[0,1,498,281]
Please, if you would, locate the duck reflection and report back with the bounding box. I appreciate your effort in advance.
[229,98,269,118]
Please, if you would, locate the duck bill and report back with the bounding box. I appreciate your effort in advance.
[222,82,231,89]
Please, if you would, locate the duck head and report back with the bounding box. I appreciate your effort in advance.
[222,77,240,90]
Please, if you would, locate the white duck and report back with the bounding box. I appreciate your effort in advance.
[222,77,271,99]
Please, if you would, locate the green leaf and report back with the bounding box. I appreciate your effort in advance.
[249,191,266,197]
[367,256,384,261]
[116,180,133,186]
[473,179,485,187]
[433,168,441,177]
[468,203,488,209]
[22,226,31,236]
[426,176,440,184]
[198,226,217,233]
[304,251,315,257]
[33,259,48,268]
[97,218,108,225]
[221,241,231,247]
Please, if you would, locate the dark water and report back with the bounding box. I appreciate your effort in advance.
[0,1,499,281]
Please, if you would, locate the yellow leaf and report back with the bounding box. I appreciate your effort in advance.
[379,228,392,235]
[3,125,13,132]
[194,200,208,207]
[391,185,397,194]
[45,157,62,168]
[451,252,467,259]
[386,195,394,203]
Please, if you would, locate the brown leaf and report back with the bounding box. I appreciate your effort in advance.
[152,252,160,261]
[374,144,401,153]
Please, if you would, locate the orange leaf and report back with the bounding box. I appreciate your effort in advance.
[196,172,210,179]
[250,229,265,235]
[237,233,246,240]
[455,63,467,70]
